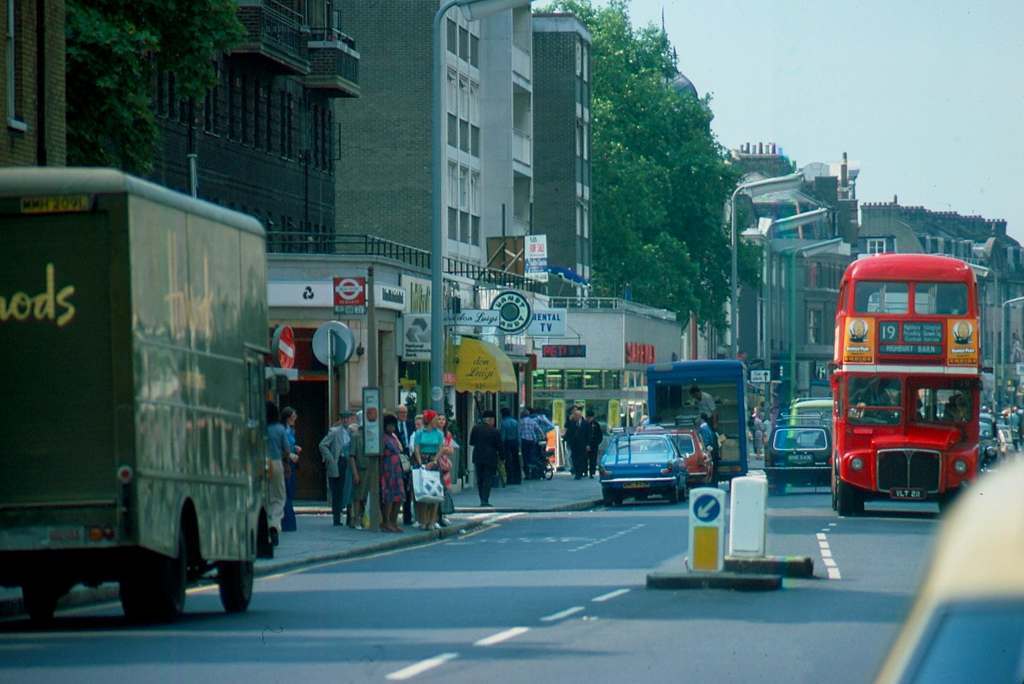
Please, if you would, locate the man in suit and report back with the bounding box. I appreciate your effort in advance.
[396,404,415,525]
[470,411,503,506]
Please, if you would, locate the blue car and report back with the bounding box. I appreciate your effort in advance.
[599,434,688,506]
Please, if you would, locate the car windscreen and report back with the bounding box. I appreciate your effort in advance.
[904,600,1024,684]
[669,434,695,454]
[772,428,828,451]
[603,437,674,464]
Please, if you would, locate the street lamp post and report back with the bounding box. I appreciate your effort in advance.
[999,295,1024,409]
[431,0,533,411]
[730,172,804,359]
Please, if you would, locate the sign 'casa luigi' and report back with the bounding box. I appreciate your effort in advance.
[490,290,532,335]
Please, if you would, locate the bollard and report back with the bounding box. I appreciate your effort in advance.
[728,476,768,558]
[688,487,726,572]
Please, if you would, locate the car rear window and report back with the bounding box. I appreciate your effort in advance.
[603,437,674,464]
[669,435,695,454]
[772,428,828,451]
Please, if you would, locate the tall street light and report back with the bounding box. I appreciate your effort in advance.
[730,172,804,359]
[431,0,534,411]
[1000,295,1024,408]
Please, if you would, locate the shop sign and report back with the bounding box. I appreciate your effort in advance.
[268,281,332,308]
[625,342,656,364]
[542,344,587,358]
[525,235,549,282]
[490,290,532,335]
[527,308,567,337]
[402,314,431,360]
[402,275,431,313]
[448,309,501,327]
[375,284,407,312]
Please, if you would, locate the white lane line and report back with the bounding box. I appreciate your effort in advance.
[592,588,631,603]
[827,567,842,580]
[816,529,842,580]
[568,523,645,552]
[540,606,585,622]
[386,653,459,680]
[820,548,833,558]
[474,627,530,647]
[828,523,837,527]
[816,532,827,540]
[823,558,837,568]
[819,541,830,549]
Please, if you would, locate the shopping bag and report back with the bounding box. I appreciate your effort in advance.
[412,468,444,504]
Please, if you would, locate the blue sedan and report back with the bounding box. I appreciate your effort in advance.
[599,434,688,506]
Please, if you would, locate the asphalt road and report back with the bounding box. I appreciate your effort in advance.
[0,492,940,684]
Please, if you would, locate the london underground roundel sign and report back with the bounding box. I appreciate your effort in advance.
[490,291,532,335]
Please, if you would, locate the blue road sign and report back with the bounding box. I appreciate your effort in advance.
[693,493,721,523]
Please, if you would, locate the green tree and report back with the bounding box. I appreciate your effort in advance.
[550,0,759,330]
[65,0,244,172]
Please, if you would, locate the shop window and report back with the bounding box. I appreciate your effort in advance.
[565,370,584,390]
[583,371,602,390]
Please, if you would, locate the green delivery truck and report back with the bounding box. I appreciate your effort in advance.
[0,169,273,622]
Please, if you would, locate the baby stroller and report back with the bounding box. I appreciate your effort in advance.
[524,443,554,480]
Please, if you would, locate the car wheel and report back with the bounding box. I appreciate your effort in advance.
[22,581,63,624]
[218,560,254,614]
[602,488,614,507]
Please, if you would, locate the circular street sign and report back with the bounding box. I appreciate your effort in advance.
[692,493,721,523]
[271,325,296,369]
[312,321,355,365]
[490,291,532,335]
[335,277,364,302]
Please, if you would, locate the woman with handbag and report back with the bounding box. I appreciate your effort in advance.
[436,414,457,525]
[379,414,406,533]
[414,411,444,530]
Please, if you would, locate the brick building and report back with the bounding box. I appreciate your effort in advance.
[1,0,66,166]
[148,0,359,239]
[532,12,592,290]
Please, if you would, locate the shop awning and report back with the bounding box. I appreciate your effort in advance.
[454,337,518,393]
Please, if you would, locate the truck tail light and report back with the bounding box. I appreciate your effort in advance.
[117,465,133,484]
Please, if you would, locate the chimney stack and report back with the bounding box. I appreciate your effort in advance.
[841,152,848,188]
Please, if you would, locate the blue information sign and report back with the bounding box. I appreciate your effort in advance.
[693,493,721,523]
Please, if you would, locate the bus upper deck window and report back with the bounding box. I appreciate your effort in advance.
[854,281,908,314]
[914,283,968,315]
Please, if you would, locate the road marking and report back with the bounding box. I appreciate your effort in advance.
[541,606,585,622]
[823,558,837,568]
[828,523,837,527]
[816,532,827,540]
[385,653,459,680]
[819,540,830,549]
[816,530,842,580]
[820,548,832,558]
[474,627,530,646]
[568,523,645,552]
[592,588,631,603]
[827,567,842,580]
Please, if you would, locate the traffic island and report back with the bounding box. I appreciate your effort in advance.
[646,570,782,591]
[725,555,815,578]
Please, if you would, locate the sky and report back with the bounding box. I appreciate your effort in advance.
[621,0,1024,241]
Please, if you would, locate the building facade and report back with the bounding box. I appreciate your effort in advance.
[532,13,592,290]
[1,0,66,167]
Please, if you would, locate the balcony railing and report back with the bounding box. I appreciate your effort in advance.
[267,232,547,293]
[548,296,677,321]
[306,28,360,97]
[235,0,309,75]
[513,129,531,166]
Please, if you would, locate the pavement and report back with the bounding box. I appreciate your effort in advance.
[0,471,601,620]
[0,491,941,683]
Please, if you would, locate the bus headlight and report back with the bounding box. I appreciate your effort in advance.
[953,459,968,474]
[851,457,865,472]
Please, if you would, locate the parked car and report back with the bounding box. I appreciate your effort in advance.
[765,421,832,494]
[874,458,1024,683]
[599,434,688,506]
[638,426,714,486]
[787,398,833,429]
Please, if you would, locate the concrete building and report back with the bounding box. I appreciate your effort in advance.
[532,12,592,290]
[1,0,66,166]
[149,0,359,238]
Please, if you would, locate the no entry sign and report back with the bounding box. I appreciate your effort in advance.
[333,277,366,306]
[272,325,296,369]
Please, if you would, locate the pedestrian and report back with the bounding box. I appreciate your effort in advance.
[396,404,416,525]
[265,402,294,546]
[414,410,444,530]
[471,410,503,506]
[690,385,718,430]
[280,407,301,533]
[1011,408,1022,451]
[437,414,457,525]
[752,410,765,457]
[500,407,521,485]
[346,412,370,530]
[564,406,589,479]
[585,408,604,478]
[698,413,718,475]
[319,413,353,527]
[380,414,406,533]
[518,408,538,479]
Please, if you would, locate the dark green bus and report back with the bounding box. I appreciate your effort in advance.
[0,169,272,622]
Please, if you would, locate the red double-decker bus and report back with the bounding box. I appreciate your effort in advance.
[831,254,981,516]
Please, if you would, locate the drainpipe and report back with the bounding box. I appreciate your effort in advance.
[35,0,46,165]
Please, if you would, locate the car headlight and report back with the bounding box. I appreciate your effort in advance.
[851,457,864,471]
[953,459,968,474]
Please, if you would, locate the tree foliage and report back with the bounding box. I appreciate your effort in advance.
[65,0,244,172]
[550,0,759,329]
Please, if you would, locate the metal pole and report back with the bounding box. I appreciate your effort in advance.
[1002,301,1007,410]
[730,187,740,358]
[188,153,198,198]
[327,331,334,424]
[368,266,378,387]
[431,1,460,413]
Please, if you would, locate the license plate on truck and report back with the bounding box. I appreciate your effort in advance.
[624,482,647,489]
[890,488,926,500]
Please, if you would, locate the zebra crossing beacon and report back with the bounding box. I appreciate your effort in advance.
[830,254,982,517]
